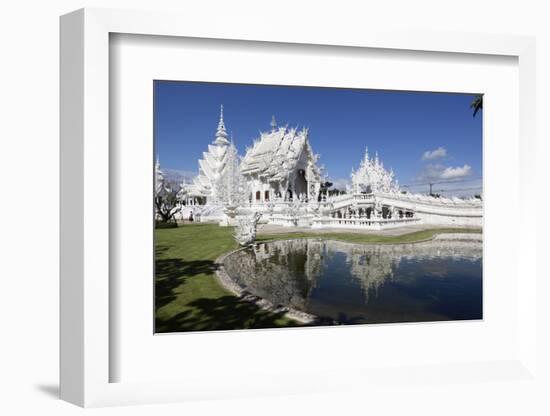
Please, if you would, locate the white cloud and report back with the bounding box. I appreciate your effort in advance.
[440,164,471,179]
[422,147,447,161]
[416,163,472,182]
[410,164,480,197]
[415,163,446,182]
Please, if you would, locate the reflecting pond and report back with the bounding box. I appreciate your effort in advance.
[223,239,482,325]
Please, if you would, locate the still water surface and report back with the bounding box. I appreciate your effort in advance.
[223,239,482,324]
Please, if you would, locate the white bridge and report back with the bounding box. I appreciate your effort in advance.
[224,191,483,230]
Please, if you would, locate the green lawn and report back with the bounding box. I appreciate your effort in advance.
[155,223,481,333]
[257,227,481,245]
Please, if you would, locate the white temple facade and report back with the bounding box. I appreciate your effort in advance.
[175,106,482,229]
[240,117,322,205]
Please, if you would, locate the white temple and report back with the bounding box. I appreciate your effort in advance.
[184,105,234,203]
[240,117,322,204]
[172,106,482,229]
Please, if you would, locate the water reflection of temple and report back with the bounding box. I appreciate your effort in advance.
[330,239,482,302]
[223,238,482,308]
[223,239,325,311]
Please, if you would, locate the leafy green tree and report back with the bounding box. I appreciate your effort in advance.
[318,181,333,201]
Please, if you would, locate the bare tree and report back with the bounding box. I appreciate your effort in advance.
[155,180,181,227]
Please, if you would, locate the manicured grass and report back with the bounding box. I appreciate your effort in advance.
[257,227,482,245]
[155,223,299,333]
[155,223,481,333]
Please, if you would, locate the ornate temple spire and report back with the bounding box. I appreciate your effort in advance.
[214,104,230,145]
[270,115,277,130]
[351,148,400,194]
[155,154,164,194]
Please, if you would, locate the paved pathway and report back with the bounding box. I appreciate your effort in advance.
[256,223,481,237]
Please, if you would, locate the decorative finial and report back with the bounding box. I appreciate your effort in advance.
[214,104,229,145]
[218,104,225,130]
[270,115,277,130]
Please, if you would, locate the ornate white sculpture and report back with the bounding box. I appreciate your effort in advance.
[310,202,322,219]
[265,201,276,218]
[234,211,262,246]
[373,199,383,218]
[286,199,303,226]
[219,205,239,226]
[351,147,400,194]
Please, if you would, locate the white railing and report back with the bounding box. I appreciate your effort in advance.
[352,193,374,201]
[328,193,353,202]
[312,217,420,230]
[268,213,316,227]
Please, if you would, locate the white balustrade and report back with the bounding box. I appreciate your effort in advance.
[311,216,420,230]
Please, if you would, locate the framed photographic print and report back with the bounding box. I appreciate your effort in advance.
[153,81,484,333]
[60,7,539,408]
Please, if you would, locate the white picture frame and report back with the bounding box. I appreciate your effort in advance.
[60,8,538,408]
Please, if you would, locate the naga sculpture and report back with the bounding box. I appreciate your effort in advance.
[234,211,262,246]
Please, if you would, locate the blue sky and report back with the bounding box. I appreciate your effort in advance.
[154,81,482,195]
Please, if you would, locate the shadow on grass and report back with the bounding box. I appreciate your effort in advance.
[155,295,302,333]
[155,257,219,311]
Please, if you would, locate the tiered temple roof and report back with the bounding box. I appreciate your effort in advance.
[240,124,321,182]
[185,105,234,199]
